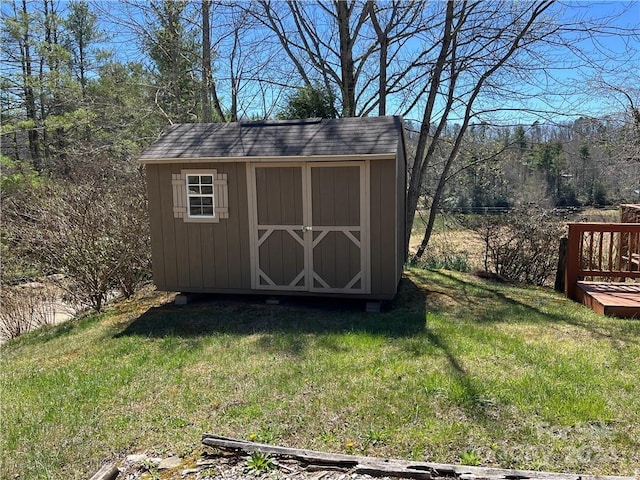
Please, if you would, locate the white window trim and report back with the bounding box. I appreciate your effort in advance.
[186,173,216,219]
[172,169,229,223]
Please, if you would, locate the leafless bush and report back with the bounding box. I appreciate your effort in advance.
[23,174,151,311]
[0,283,57,340]
[466,209,566,286]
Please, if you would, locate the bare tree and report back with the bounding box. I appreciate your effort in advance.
[201,0,213,122]
[251,0,432,117]
[597,81,640,163]
[201,0,226,122]
[364,0,429,116]
[408,1,561,260]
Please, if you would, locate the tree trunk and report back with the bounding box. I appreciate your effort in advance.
[410,1,554,261]
[336,1,356,117]
[229,27,240,122]
[168,4,181,121]
[20,0,40,168]
[201,0,212,122]
[405,0,455,254]
[367,1,386,116]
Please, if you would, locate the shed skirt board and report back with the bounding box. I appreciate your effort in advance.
[248,162,370,294]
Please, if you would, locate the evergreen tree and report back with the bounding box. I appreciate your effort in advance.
[64,0,101,98]
[144,0,201,123]
[514,125,527,151]
[276,84,338,120]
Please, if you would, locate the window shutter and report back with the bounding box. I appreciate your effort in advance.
[172,170,229,223]
[214,172,229,219]
[172,173,186,218]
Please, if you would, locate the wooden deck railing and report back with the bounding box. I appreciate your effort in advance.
[565,222,640,300]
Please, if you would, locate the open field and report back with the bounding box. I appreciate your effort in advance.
[408,208,624,273]
[577,208,623,223]
[409,214,485,271]
[1,268,639,479]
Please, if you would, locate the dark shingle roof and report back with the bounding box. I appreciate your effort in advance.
[140,116,403,160]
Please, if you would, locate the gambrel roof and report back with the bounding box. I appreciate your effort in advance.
[140,116,404,161]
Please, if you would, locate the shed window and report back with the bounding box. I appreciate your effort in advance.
[187,174,215,217]
[172,170,229,223]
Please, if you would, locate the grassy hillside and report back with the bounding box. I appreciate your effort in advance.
[1,268,639,479]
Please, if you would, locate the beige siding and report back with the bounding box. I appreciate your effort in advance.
[146,162,251,292]
[310,166,362,289]
[312,231,361,289]
[147,154,403,299]
[256,167,303,225]
[259,230,305,286]
[146,163,168,289]
[369,159,397,296]
[396,137,407,282]
[311,166,360,226]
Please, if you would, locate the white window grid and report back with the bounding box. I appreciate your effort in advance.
[186,174,215,218]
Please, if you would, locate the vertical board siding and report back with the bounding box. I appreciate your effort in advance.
[266,168,280,225]
[148,155,401,298]
[312,231,360,288]
[312,166,360,227]
[310,166,362,289]
[201,223,216,288]
[396,140,407,282]
[282,167,304,226]
[255,166,305,288]
[187,223,203,288]
[158,164,179,289]
[256,167,303,226]
[369,160,397,296]
[268,230,284,285]
[213,212,230,287]
[349,167,360,226]
[146,165,167,289]
[280,232,303,285]
[379,160,395,294]
[235,163,251,289]
[148,162,250,292]
[175,196,192,289]
[369,161,382,295]
[319,168,334,227]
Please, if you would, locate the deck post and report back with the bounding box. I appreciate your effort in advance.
[565,223,580,300]
[554,237,567,292]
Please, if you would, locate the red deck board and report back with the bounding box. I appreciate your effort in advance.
[576,282,640,318]
[577,282,640,306]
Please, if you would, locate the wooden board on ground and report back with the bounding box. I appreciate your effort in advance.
[201,433,635,480]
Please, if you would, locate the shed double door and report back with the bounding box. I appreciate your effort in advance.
[249,162,369,294]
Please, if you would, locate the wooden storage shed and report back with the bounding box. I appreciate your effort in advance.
[140,116,407,300]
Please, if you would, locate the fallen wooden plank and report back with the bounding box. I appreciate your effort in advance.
[88,463,119,480]
[202,433,635,480]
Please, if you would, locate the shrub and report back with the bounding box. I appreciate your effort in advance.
[23,176,151,311]
[0,283,57,339]
[419,253,470,272]
[1,156,47,285]
[466,208,565,286]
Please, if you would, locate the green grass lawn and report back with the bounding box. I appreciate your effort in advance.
[1,268,639,479]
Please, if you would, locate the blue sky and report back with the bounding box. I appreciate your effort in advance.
[88,1,640,124]
[3,0,638,124]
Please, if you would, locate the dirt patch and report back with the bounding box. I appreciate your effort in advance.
[107,450,400,480]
